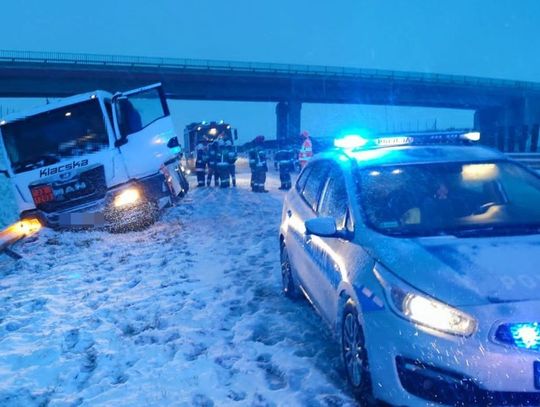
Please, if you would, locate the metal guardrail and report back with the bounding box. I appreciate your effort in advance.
[1,49,539,91]
[507,153,540,170]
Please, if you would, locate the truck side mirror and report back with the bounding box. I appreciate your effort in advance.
[167,136,180,148]
[234,129,238,140]
[114,138,128,148]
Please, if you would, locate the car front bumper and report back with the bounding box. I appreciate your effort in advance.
[364,299,540,406]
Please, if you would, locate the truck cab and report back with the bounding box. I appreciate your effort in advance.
[0,83,188,231]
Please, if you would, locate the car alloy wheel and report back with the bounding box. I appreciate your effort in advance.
[341,303,371,398]
[280,246,300,299]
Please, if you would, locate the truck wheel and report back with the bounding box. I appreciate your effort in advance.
[341,302,372,401]
[280,245,301,299]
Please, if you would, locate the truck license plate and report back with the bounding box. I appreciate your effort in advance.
[58,212,105,227]
[534,361,540,390]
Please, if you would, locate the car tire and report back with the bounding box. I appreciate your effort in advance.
[341,302,372,401]
[280,245,301,299]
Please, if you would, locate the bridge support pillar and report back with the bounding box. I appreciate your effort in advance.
[276,101,302,146]
[288,101,302,141]
[475,98,540,152]
[276,102,288,144]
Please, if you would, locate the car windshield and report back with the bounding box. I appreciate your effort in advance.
[357,160,540,237]
[1,98,109,174]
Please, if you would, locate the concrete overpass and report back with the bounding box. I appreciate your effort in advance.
[1,50,540,151]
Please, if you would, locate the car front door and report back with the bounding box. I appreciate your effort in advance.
[309,165,352,323]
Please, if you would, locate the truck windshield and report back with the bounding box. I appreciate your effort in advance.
[116,87,168,137]
[357,161,540,237]
[1,98,109,174]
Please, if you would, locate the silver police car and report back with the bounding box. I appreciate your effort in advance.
[279,132,540,406]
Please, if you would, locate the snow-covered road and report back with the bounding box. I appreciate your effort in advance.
[0,169,360,406]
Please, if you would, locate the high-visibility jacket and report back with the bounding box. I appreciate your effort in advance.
[299,138,313,167]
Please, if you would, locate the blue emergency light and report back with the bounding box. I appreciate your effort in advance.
[510,323,540,350]
[334,135,368,149]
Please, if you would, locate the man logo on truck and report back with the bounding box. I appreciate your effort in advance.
[39,159,89,178]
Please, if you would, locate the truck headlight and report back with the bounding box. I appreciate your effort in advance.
[374,264,476,337]
[114,188,141,208]
[1,218,42,240]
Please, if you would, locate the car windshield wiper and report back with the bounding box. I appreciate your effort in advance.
[450,224,540,237]
[378,227,454,238]
[379,224,540,238]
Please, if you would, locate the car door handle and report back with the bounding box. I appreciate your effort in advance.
[287,210,292,218]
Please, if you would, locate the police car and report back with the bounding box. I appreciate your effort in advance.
[278,131,540,406]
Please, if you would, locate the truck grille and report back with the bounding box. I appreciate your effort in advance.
[32,165,107,212]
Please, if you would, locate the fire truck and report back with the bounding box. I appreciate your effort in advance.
[183,121,237,167]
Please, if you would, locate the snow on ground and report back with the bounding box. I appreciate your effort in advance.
[0,167,359,407]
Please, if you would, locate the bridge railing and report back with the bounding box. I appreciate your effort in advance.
[1,49,539,91]
[507,153,540,170]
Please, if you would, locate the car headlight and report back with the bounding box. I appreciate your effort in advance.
[113,188,141,208]
[374,264,476,337]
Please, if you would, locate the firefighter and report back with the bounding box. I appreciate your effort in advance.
[195,143,207,187]
[298,130,313,169]
[226,140,238,187]
[216,139,230,188]
[249,135,268,192]
[275,149,294,190]
[206,141,219,187]
[249,148,258,190]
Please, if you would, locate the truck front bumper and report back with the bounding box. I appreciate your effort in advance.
[23,176,171,230]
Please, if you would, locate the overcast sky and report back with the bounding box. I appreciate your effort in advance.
[1,0,539,142]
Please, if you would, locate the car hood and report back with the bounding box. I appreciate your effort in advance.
[369,233,540,306]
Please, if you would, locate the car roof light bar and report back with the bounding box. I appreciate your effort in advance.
[334,130,481,151]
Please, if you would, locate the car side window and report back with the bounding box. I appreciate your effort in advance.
[296,165,312,192]
[302,162,330,211]
[319,167,348,230]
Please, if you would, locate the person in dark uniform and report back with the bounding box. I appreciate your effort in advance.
[206,141,219,187]
[249,148,258,191]
[195,143,207,187]
[249,136,268,193]
[254,149,269,192]
[275,149,294,190]
[225,140,238,187]
[216,139,230,188]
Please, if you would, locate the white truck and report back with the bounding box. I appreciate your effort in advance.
[0,83,189,232]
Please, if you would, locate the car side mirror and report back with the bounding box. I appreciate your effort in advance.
[167,136,180,148]
[305,217,352,239]
[234,129,238,141]
[0,169,9,178]
[305,217,338,238]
